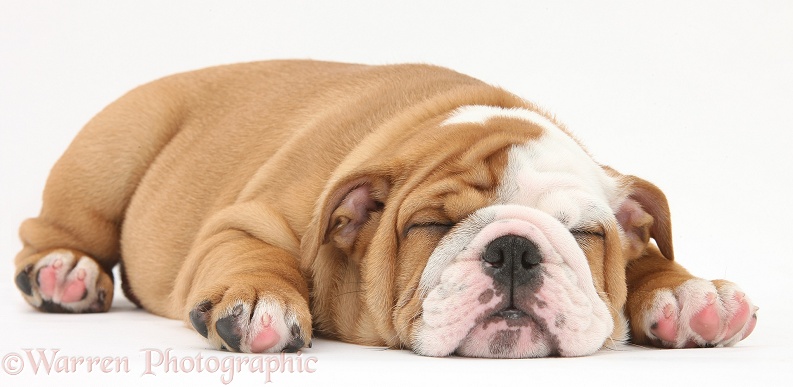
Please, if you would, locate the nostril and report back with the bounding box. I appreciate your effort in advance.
[521,250,541,269]
[484,249,505,268]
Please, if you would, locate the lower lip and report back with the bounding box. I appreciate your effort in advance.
[481,310,534,330]
[497,309,527,320]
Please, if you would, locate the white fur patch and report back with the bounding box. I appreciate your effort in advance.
[443,104,621,228]
[499,130,620,230]
[442,105,559,131]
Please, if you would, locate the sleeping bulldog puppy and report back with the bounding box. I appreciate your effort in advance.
[13,60,757,357]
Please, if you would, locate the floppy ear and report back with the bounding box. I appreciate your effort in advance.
[301,174,390,271]
[325,183,383,249]
[615,176,674,261]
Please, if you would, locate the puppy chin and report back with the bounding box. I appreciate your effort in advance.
[455,315,555,358]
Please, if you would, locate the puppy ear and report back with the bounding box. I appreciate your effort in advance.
[325,183,384,250]
[301,174,390,271]
[616,176,674,261]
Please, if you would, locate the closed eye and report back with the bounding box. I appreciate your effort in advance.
[571,229,605,238]
[405,222,454,237]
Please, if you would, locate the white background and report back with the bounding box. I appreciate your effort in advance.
[1,1,792,386]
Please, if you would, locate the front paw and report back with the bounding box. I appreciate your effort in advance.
[641,279,757,348]
[187,287,311,353]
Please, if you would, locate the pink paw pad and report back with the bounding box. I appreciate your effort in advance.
[650,304,678,343]
[61,269,88,303]
[689,293,720,342]
[250,314,282,353]
[724,293,751,340]
[38,259,62,298]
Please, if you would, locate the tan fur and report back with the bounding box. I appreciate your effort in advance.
[625,246,693,345]
[14,60,732,352]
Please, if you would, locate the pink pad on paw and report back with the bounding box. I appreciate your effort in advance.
[250,314,281,353]
[724,295,751,340]
[690,295,720,342]
[651,304,678,343]
[60,269,87,303]
[38,263,60,298]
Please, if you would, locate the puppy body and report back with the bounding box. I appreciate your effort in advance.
[14,60,757,357]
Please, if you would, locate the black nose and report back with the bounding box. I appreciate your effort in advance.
[483,235,542,287]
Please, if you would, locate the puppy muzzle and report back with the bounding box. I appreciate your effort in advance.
[413,205,613,358]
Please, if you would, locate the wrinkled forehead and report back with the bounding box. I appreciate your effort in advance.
[443,105,622,229]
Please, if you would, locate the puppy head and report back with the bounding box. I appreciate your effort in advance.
[302,105,672,358]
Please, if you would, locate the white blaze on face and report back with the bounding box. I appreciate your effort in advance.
[412,105,621,358]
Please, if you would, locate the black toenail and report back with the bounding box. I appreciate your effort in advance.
[89,290,108,312]
[39,300,68,313]
[189,300,213,338]
[15,265,33,296]
[216,305,244,352]
[283,336,304,353]
[282,324,305,353]
[650,322,658,330]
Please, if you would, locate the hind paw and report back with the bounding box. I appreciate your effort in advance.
[15,249,113,313]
